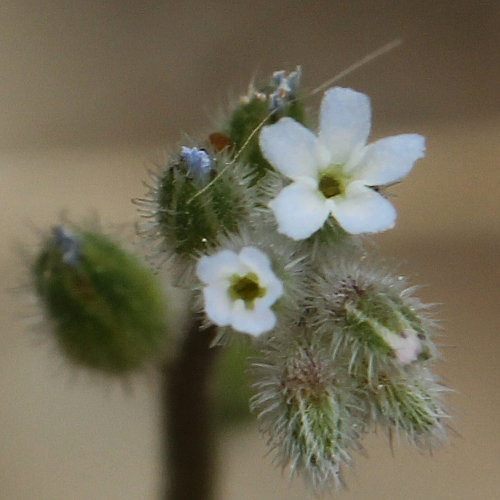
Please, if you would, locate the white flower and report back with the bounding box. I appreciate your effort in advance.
[196,246,284,336]
[259,87,425,239]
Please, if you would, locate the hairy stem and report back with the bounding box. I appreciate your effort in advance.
[162,321,218,500]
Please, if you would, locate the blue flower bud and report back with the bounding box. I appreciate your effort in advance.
[52,226,81,266]
[180,146,212,185]
[269,66,301,111]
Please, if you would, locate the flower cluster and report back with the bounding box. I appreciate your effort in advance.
[178,72,446,491]
[193,85,425,339]
[27,67,445,493]
[27,60,450,497]
[132,72,444,491]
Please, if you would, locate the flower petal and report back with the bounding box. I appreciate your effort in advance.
[239,247,273,280]
[259,118,325,179]
[318,87,371,164]
[329,181,396,234]
[258,278,284,307]
[353,134,425,185]
[203,285,233,326]
[238,247,284,304]
[391,331,422,365]
[269,181,330,240]
[230,300,277,336]
[197,250,243,283]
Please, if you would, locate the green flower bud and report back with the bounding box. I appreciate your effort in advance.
[251,336,364,491]
[136,146,255,261]
[225,68,306,180]
[312,259,437,380]
[32,226,169,374]
[228,92,269,175]
[369,367,448,446]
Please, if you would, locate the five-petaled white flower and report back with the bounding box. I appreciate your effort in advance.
[259,87,426,239]
[196,246,284,336]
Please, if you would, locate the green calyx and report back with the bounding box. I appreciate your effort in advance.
[33,228,168,374]
[226,88,306,180]
[157,157,248,257]
[286,390,343,471]
[372,374,444,439]
[344,309,394,357]
[227,96,273,180]
[344,292,427,361]
[357,294,405,332]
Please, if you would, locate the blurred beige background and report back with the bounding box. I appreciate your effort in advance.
[1,1,499,499]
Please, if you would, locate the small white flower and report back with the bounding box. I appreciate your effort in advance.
[196,246,284,336]
[259,87,426,239]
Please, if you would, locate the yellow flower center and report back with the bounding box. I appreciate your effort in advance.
[318,166,347,199]
[319,175,342,198]
[229,273,266,308]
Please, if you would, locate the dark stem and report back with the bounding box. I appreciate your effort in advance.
[162,321,218,500]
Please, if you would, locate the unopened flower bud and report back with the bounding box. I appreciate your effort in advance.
[180,146,212,186]
[226,67,306,180]
[312,260,436,379]
[136,146,255,259]
[370,366,448,446]
[32,226,169,374]
[251,337,364,491]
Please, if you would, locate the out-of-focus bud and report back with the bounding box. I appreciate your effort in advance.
[32,226,169,374]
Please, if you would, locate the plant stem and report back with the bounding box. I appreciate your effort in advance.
[162,321,218,500]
